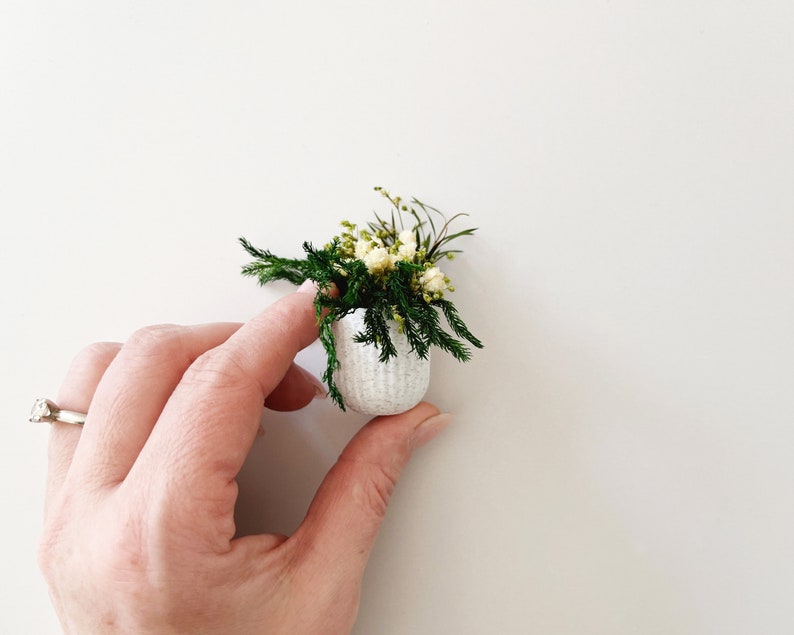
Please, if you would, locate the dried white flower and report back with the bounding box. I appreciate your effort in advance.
[398,229,415,246]
[420,266,447,292]
[396,229,417,261]
[363,246,397,274]
[354,239,374,260]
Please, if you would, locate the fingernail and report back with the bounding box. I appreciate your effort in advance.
[299,367,327,400]
[312,382,327,399]
[297,279,317,294]
[410,412,453,449]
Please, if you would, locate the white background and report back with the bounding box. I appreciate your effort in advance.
[2,2,793,633]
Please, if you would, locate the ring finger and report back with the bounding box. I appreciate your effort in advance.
[46,341,122,513]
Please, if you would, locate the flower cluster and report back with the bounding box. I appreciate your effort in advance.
[239,187,483,409]
[334,217,453,304]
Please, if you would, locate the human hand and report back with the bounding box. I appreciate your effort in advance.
[38,283,451,634]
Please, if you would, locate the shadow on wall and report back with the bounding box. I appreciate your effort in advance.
[234,393,367,538]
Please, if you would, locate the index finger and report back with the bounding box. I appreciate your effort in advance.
[127,284,320,515]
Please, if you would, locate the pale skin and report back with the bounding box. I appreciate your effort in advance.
[38,281,451,634]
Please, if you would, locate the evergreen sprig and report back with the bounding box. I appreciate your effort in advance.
[240,188,483,410]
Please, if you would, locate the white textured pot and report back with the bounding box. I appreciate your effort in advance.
[332,309,431,415]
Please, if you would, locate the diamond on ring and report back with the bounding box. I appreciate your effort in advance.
[29,398,87,425]
[30,398,53,423]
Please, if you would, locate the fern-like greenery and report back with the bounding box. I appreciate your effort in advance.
[240,187,483,410]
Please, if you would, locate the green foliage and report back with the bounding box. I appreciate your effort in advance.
[239,188,483,410]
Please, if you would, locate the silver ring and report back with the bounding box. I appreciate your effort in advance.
[29,398,87,426]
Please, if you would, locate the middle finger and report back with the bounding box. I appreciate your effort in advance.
[68,322,243,489]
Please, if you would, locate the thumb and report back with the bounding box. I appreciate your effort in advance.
[293,402,451,577]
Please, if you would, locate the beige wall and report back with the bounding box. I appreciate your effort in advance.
[3,2,793,633]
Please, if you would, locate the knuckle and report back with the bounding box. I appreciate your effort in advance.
[36,532,57,580]
[124,324,184,358]
[69,341,120,373]
[356,460,401,520]
[183,347,250,391]
[37,502,77,581]
[369,464,399,518]
[36,532,74,587]
[263,303,296,337]
[338,433,413,521]
[127,324,185,356]
[252,301,305,360]
[101,521,148,578]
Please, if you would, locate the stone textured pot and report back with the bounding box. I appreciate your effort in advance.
[332,309,431,415]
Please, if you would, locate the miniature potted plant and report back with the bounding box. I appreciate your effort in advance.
[239,187,483,415]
